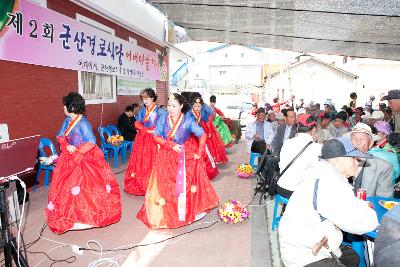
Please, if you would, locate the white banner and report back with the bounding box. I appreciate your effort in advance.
[117,77,156,96]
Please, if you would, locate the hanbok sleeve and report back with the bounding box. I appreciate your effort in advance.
[56,117,69,138]
[134,121,146,132]
[157,107,167,117]
[134,107,146,131]
[201,104,214,123]
[79,119,96,144]
[56,118,69,151]
[188,117,207,155]
[153,113,176,149]
[136,107,145,122]
[154,112,166,138]
[215,108,225,117]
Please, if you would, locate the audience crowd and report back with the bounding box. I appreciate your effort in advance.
[245,90,400,267]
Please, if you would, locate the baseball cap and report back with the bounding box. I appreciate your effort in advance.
[351,123,380,141]
[374,121,392,136]
[320,137,372,159]
[382,90,400,100]
[297,114,317,127]
[370,110,385,120]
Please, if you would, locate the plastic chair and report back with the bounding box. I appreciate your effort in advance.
[272,194,289,231]
[98,126,127,168]
[34,138,57,192]
[249,152,261,169]
[350,236,367,267]
[106,124,132,153]
[101,146,109,162]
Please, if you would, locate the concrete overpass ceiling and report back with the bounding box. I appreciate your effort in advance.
[148,0,400,60]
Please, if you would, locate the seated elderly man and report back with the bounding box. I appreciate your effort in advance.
[279,138,378,267]
[245,107,274,154]
[350,123,394,197]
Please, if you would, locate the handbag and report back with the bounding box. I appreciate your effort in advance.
[267,141,313,198]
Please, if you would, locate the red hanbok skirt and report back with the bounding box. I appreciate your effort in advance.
[124,130,158,195]
[45,144,121,234]
[188,135,218,180]
[137,141,219,229]
[203,121,228,164]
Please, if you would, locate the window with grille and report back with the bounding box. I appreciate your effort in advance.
[79,71,116,103]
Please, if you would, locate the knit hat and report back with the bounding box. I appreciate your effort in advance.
[374,121,392,136]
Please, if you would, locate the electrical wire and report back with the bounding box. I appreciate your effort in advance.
[16,223,77,266]
[30,245,71,267]
[99,219,219,256]
[86,240,119,267]
[20,219,219,266]
[11,176,26,267]
[113,168,127,175]
[79,221,219,253]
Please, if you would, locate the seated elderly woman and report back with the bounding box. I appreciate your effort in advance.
[374,120,400,160]
[369,122,400,185]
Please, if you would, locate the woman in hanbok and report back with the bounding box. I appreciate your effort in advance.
[188,97,219,180]
[194,97,228,164]
[124,88,164,195]
[137,93,219,229]
[45,92,121,234]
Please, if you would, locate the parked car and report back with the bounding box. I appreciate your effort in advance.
[221,102,254,127]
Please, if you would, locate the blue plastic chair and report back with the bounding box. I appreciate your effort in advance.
[106,124,133,153]
[101,146,109,162]
[98,126,127,168]
[249,152,261,169]
[34,138,57,192]
[272,194,289,231]
[350,236,368,267]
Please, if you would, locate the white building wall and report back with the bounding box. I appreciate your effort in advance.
[208,45,263,66]
[267,59,356,107]
[344,59,400,107]
[209,65,261,88]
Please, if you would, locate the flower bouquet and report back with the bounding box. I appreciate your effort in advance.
[217,199,250,224]
[107,135,124,146]
[236,164,254,178]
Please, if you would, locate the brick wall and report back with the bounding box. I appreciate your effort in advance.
[0,0,168,188]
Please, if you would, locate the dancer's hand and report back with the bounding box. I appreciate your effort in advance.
[172,144,184,153]
[194,153,201,160]
[66,145,77,154]
[147,129,155,134]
